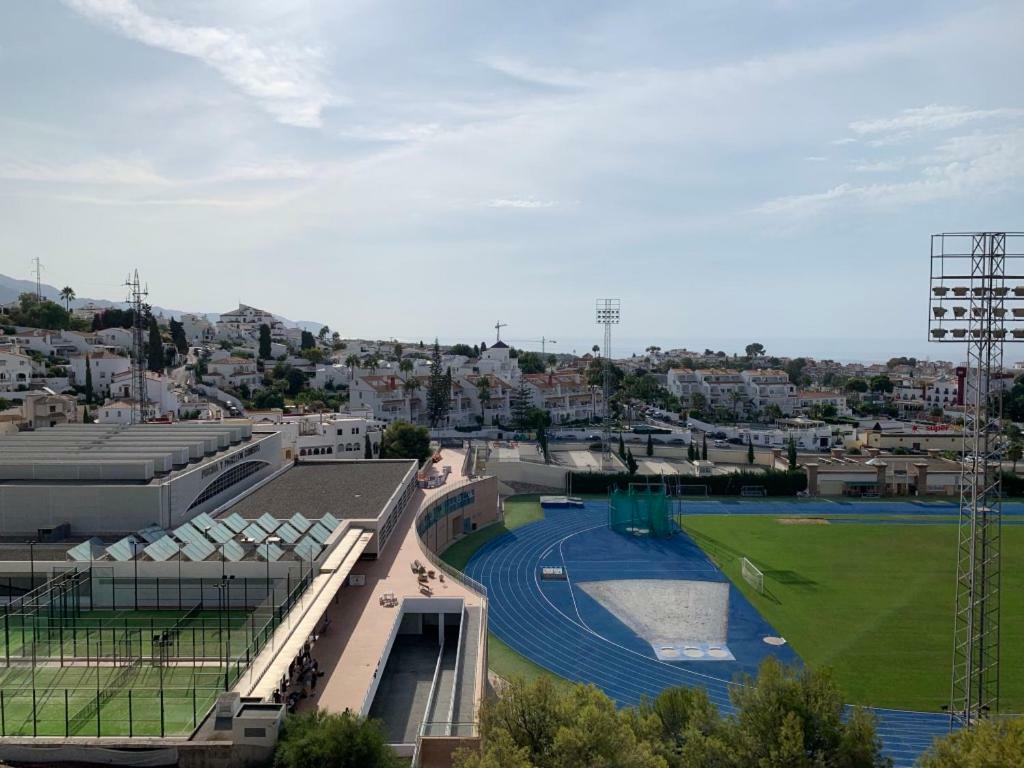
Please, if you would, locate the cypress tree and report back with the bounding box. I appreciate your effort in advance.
[646,433,654,457]
[747,436,755,465]
[84,354,94,404]
[701,433,708,461]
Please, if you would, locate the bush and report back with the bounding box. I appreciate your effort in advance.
[588,442,603,452]
[569,469,807,496]
[274,711,400,768]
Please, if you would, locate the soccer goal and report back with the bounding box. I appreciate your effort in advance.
[741,557,765,594]
[677,484,710,497]
[740,485,767,497]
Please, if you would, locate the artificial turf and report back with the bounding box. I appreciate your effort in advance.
[682,515,1024,712]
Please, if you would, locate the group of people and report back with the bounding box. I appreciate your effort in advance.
[270,618,330,713]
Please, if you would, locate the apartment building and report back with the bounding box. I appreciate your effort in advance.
[797,390,850,416]
[741,369,797,414]
[523,370,603,423]
[0,349,34,392]
[67,350,132,397]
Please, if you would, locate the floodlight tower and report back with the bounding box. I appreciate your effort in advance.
[125,269,150,425]
[596,299,620,466]
[928,232,1024,728]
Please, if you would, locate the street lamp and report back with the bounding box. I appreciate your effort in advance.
[131,539,139,610]
[28,540,36,592]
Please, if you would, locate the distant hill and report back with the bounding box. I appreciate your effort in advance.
[0,273,323,332]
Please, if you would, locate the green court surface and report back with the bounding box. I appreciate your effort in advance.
[2,608,258,662]
[683,515,1024,712]
[0,664,223,736]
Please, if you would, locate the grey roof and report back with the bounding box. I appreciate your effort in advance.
[220,460,415,522]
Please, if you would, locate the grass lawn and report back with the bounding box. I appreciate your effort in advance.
[683,515,1024,712]
[440,496,545,572]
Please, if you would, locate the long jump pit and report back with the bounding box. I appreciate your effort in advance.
[578,579,734,662]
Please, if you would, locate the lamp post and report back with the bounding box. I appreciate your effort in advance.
[28,540,36,593]
[131,539,139,610]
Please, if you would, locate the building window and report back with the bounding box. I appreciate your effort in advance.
[187,461,269,511]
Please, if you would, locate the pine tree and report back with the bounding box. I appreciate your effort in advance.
[511,378,533,430]
[426,339,451,427]
[169,318,188,354]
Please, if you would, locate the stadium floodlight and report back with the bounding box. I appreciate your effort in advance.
[928,232,1024,729]
[596,299,621,468]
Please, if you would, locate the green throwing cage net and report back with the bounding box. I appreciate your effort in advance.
[609,487,672,537]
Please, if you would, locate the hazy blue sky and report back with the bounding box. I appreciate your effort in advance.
[1,1,1022,361]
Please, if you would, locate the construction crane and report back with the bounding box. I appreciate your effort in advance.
[507,336,558,355]
[494,321,507,343]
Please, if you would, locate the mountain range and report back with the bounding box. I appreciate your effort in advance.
[0,274,324,333]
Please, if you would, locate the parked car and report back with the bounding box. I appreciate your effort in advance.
[668,438,687,446]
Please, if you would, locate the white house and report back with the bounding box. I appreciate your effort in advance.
[216,304,281,339]
[203,352,261,391]
[180,313,217,345]
[797,391,850,416]
[68,350,131,396]
[91,327,135,353]
[0,349,35,392]
[475,341,521,381]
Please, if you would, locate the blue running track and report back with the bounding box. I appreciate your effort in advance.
[463,499,989,766]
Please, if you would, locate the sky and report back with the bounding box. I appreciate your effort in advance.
[0,0,1022,362]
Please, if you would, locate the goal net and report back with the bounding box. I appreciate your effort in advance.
[741,557,764,594]
[740,485,767,497]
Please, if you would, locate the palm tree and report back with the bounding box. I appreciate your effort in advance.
[344,354,360,380]
[399,358,414,377]
[592,344,600,357]
[477,377,492,419]
[365,356,379,376]
[59,286,75,311]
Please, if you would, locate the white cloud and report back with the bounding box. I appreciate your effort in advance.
[755,130,1024,218]
[852,159,905,173]
[805,156,828,162]
[850,105,1023,136]
[64,0,334,128]
[486,198,558,209]
[0,156,170,185]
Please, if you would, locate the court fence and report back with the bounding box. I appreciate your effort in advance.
[0,565,316,738]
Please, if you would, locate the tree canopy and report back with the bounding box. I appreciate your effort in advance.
[456,660,889,768]
[380,420,431,465]
[273,710,400,768]
[917,715,1024,767]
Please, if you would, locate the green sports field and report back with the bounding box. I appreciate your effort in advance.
[682,515,1024,712]
[0,607,261,737]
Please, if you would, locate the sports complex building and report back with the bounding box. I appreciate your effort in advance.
[0,424,499,768]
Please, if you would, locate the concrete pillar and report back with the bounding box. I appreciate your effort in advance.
[830,447,845,460]
[914,463,929,496]
[875,462,888,496]
[805,463,819,496]
[771,448,783,467]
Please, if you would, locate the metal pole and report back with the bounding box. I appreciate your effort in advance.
[132,540,138,610]
[28,541,35,592]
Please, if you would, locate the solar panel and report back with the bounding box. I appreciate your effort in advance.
[307,522,332,544]
[256,513,281,533]
[293,536,321,562]
[107,536,141,562]
[205,523,235,544]
[255,542,285,562]
[67,537,106,562]
[137,525,166,544]
[190,512,218,531]
[273,522,303,544]
[182,538,216,562]
[221,539,246,562]
[320,513,341,530]
[221,513,248,533]
[241,522,271,543]
[289,513,312,532]
[144,535,180,562]
[173,521,204,545]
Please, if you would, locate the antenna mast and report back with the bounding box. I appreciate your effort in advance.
[124,270,150,424]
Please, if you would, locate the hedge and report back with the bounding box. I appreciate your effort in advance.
[569,469,807,496]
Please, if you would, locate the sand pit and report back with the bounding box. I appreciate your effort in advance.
[578,579,729,647]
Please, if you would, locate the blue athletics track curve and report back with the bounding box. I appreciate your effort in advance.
[464,499,1024,767]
